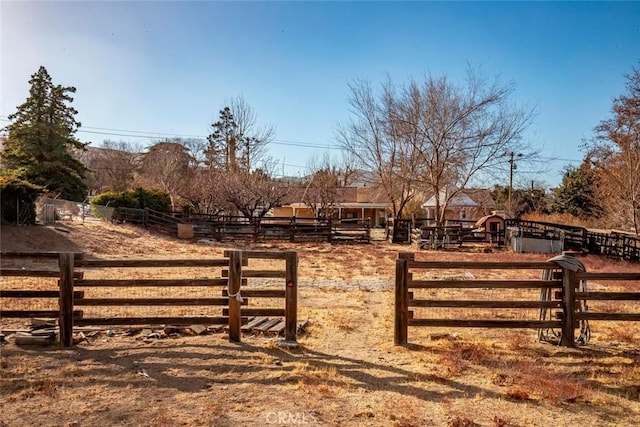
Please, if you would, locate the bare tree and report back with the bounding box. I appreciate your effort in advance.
[586,66,640,234]
[338,78,424,221]
[137,140,192,210]
[302,152,357,218]
[179,167,227,215]
[223,168,288,223]
[340,69,534,226]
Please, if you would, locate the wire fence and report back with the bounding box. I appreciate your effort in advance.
[36,197,115,224]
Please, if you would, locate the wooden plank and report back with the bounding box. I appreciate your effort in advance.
[408,299,561,308]
[285,251,298,342]
[222,270,286,278]
[575,292,640,301]
[407,261,555,270]
[75,316,228,326]
[395,258,409,345]
[0,269,82,278]
[268,319,286,334]
[560,269,577,347]
[408,319,561,328]
[575,272,640,281]
[74,278,232,287]
[59,253,74,347]
[408,280,560,289]
[227,250,242,343]
[241,316,269,332]
[224,250,287,260]
[79,259,228,268]
[0,290,84,298]
[1,251,83,260]
[0,310,83,318]
[222,289,285,298]
[254,318,282,332]
[223,308,285,317]
[577,313,640,322]
[74,298,241,306]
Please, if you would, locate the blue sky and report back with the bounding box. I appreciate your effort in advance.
[1,1,639,188]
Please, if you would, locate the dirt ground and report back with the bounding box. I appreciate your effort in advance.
[1,222,640,427]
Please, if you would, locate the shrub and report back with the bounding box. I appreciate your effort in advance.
[0,176,43,224]
[91,188,171,213]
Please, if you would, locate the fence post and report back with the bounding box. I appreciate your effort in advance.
[560,266,577,347]
[58,252,75,347]
[394,257,409,345]
[228,250,242,343]
[285,251,298,342]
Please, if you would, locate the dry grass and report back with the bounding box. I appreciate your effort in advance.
[1,222,640,426]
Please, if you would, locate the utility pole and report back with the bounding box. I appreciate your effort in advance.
[508,152,514,215]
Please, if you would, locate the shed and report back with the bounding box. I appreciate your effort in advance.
[474,211,509,243]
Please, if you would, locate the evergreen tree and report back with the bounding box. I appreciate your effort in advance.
[206,107,239,170]
[1,66,88,201]
[551,164,603,219]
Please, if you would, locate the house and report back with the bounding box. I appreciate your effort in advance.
[421,189,496,227]
[273,187,391,227]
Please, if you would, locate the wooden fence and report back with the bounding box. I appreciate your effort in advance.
[394,252,640,347]
[0,250,298,346]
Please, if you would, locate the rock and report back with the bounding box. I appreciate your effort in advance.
[15,332,54,346]
[189,324,207,335]
[140,328,153,337]
[31,318,57,326]
[147,332,162,339]
[106,329,115,337]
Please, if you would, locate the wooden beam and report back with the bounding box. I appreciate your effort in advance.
[408,299,561,308]
[223,308,285,317]
[0,290,84,298]
[577,313,640,321]
[74,316,229,326]
[408,319,561,328]
[408,280,560,289]
[227,250,242,343]
[285,251,298,342]
[575,292,640,301]
[0,269,82,278]
[407,261,555,270]
[0,310,83,318]
[74,298,242,306]
[59,253,75,347]
[395,258,409,345]
[74,278,233,287]
[79,259,228,268]
[222,289,285,298]
[1,251,83,260]
[222,270,286,278]
[575,272,640,281]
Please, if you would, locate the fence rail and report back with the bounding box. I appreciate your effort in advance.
[394,252,640,346]
[1,250,298,346]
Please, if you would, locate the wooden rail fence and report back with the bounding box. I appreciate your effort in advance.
[394,252,640,347]
[0,250,298,346]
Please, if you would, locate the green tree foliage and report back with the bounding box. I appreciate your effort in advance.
[91,188,171,212]
[1,66,88,201]
[551,164,603,219]
[0,176,43,224]
[492,184,550,218]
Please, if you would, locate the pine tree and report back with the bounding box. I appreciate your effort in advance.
[206,107,239,170]
[1,66,88,201]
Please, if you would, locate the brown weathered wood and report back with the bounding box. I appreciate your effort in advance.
[224,250,287,260]
[0,269,82,278]
[223,308,286,317]
[58,253,75,347]
[0,290,84,298]
[398,252,415,261]
[407,261,555,270]
[395,258,409,345]
[79,259,228,268]
[408,299,562,308]
[255,318,283,332]
[268,319,286,334]
[408,280,560,289]
[560,269,577,347]
[241,316,270,332]
[222,289,285,298]
[408,319,561,328]
[74,298,241,306]
[0,310,83,318]
[285,251,298,342]
[576,313,640,321]
[575,272,640,281]
[227,250,242,342]
[1,251,83,260]
[74,316,228,326]
[575,292,640,301]
[74,278,232,287]
[222,270,286,278]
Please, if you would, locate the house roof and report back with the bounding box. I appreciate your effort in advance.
[422,191,480,208]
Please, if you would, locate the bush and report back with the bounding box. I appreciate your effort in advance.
[91,188,171,213]
[0,176,43,224]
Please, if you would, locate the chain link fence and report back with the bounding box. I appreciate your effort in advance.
[36,197,115,224]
